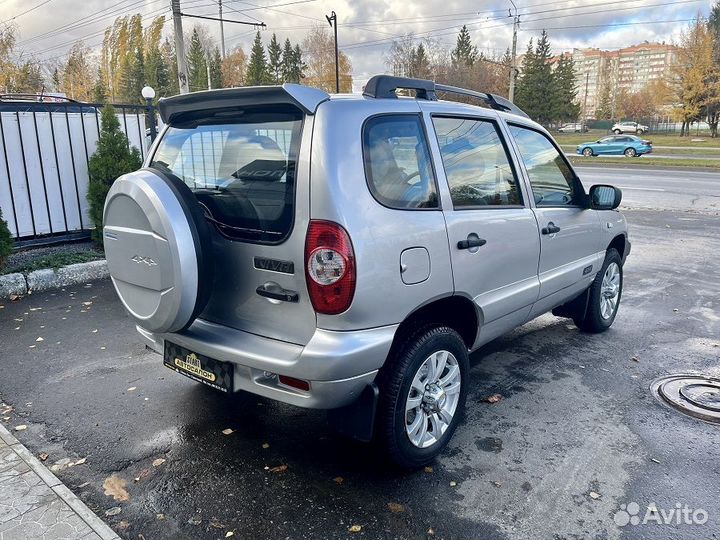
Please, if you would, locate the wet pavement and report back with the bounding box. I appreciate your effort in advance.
[1,190,719,538]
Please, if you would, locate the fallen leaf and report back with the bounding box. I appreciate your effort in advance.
[105,506,122,517]
[156,513,165,520]
[492,481,502,487]
[74,457,87,465]
[9,294,22,302]
[152,458,166,467]
[261,442,270,449]
[82,301,93,306]
[424,466,433,473]
[225,532,235,538]
[427,528,435,535]
[590,491,601,500]
[485,393,502,404]
[117,521,130,530]
[38,452,49,461]
[333,476,344,485]
[387,502,405,513]
[349,525,362,533]
[103,474,130,501]
[269,464,288,473]
[14,425,27,431]
[127,387,137,392]
[210,520,226,529]
[221,428,234,435]
[450,481,457,487]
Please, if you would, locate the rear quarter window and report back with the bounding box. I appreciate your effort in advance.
[149,106,303,243]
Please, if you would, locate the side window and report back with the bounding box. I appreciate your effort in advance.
[508,125,579,207]
[363,115,438,209]
[432,117,522,208]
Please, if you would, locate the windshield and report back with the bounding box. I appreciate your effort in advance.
[150,106,303,243]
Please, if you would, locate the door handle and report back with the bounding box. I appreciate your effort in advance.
[541,222,561,235]
[256,285,299,302]
[457,235,487,250]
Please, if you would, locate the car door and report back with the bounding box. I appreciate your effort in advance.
[505,123,604,317]
[422,109,541,347]
[597,136,617,154]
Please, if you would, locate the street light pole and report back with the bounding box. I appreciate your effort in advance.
[171,0,189,94]
[508,0,519,102]
[218,0,225,59]
[142,86,157,142]
[325,11,339,93]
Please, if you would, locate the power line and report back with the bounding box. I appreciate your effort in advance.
[0,0,55,25]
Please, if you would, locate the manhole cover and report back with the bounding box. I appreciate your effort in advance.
[652,375,720,423]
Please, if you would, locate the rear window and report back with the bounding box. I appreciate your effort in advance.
[149,106,303,243]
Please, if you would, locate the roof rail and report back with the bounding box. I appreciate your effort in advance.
[362,75,529,118]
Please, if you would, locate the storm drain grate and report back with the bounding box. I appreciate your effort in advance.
[651,375,720,423]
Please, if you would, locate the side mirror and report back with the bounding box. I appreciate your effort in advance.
[589,184,622,210]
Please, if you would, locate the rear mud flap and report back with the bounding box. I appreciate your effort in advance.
[327,383,379,442]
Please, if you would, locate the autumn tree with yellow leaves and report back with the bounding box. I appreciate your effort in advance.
[302,26,352,93]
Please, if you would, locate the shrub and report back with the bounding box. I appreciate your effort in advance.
[87,104,142,245]
[0,207,12,271]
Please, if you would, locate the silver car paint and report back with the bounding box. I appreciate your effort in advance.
[129,88,628,409]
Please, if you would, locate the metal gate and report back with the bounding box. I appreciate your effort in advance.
[0,99,148,247]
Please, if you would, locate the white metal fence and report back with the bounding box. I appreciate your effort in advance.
[0,101,148,246]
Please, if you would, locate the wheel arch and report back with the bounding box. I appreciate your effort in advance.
[390,295,479,354]
[608,233,627,260]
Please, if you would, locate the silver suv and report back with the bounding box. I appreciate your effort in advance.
[612,121,649,134]
[103,76,630,468]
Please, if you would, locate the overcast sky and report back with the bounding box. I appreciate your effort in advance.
[1,0,713,89]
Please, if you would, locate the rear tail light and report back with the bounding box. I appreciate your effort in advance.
[305,220,356,315]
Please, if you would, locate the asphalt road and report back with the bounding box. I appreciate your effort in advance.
[1,168,719,540]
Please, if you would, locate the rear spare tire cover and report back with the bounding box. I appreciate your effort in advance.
[103,168,213,333]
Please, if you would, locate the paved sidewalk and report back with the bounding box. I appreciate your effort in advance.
[0,425,119,540]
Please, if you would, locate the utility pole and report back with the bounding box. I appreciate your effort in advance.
[218,0,225,59]
[582,71,590,131]
[508,1,519,102]
[326,11,339,93]
[171,0,190,94]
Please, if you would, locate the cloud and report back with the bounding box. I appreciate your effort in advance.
[6,0,711,86]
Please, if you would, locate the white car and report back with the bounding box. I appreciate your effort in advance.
[558,123,588,133]
[612,121,649,134]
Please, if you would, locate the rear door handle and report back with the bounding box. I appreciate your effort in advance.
[256,285,299,303]
[457,235,487,250]
[541,222,561,235]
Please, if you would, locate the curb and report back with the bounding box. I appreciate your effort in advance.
[0,259,108,299]
[0,423,120,540]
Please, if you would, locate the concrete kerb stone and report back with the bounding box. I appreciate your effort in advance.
[0,260,109,298]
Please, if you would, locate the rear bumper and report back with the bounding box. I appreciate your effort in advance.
[136,319,397,409]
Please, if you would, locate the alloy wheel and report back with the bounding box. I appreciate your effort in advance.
[405,350,462,448]
[600,262,621,320]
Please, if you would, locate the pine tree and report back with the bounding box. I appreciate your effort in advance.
[87,105,142,245]
[514,31,557,126]
[451,25,478,67]
[291,44,305,82]
[52,68,61,92]
[553,54,581,123]
[281,38,294,82]
[209,47,223,89]
[411,43,431,79]
[187,28,208,91]
[93,67,107,103]
[161,39,179,96]
[267,33,283,83]
[246,32,269,85]
[0,207,12,272]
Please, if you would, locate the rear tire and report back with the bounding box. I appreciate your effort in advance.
[574,249,623,333]
[376,326,469,468]
[624,148,636,157]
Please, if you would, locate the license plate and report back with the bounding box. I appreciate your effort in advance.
[163,341,234,393]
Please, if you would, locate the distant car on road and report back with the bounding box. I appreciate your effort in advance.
[558,123,589,133]
[577,135,653,157]
[612,121,649,134]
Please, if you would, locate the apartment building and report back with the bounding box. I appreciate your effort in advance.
[572,42,677,118]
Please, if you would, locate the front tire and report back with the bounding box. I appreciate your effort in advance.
[636,129,644,134]
[574,249,623,333]
[376,326,469,468]
[613,129,621,134]
[582,148,593,157]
